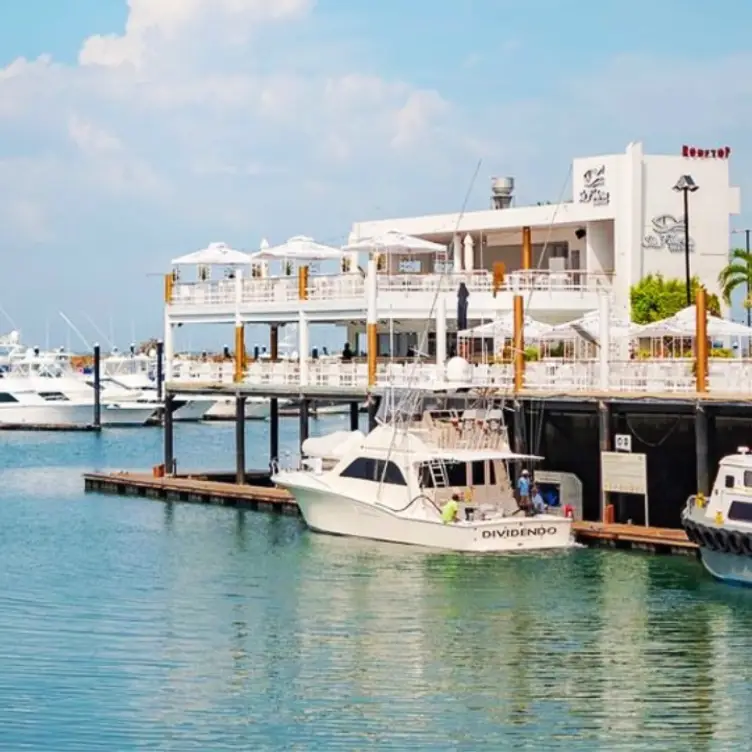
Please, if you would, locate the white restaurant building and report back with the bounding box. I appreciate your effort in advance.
[164,141,741,391]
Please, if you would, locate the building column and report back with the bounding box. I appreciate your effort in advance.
[598,291,610,391]
[436,296,447,372]
[452,233,462,272]
[163,309,174,382]
[298,310,309,386]
[366,257,378,388]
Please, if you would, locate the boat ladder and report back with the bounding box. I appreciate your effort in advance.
[427,458,449,489]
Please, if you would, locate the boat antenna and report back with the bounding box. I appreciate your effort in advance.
[58,311,93,351]
[81,311,115,351]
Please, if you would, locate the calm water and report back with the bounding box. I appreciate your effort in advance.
[0,418,750,750]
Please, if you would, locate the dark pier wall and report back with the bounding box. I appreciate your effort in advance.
[520,400,752,530]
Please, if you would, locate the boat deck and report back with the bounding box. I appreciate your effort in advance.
[83,471,697,554]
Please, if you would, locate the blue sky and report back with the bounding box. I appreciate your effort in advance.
[0,0,750,350]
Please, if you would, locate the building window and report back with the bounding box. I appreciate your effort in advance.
[340,457,407,485]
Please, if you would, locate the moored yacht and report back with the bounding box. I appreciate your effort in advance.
[272,391,576,552]
[682,448,752,585]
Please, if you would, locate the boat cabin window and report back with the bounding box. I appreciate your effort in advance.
[420,460,495,488]
[725,475,735,488]
[39,392,69,402]
[744,471,752,487]
[339,458,407,486]
[0,392,17,402]
[728,500,752,522]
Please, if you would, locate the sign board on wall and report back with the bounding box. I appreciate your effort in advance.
[682,145,731,159]
[578,164,610,206]
[614,434,632,453]
[601,451,647,495]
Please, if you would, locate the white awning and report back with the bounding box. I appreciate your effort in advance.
[638,305,752,339]
[343,230,446,255]
[458,313,553,339]
[171,242,250,266]
[248,235,345,262]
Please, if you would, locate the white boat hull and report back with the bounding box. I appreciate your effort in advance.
[282,483,573,552]
[0,400,154,427]
[100,402,157,426]
[698,548,752,586]
[171,397,213,422]
[204,397,284,421]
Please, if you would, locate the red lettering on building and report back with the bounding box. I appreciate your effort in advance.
[682,145,731,159]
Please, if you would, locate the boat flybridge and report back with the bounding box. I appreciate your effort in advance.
[272,388,577,552]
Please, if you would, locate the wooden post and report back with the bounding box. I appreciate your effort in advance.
[513,294,524,393]
[366,258,378,387]
[492,261,506,296]
[164,273,174,303]
[298,265,309,300]
[234,324,245,382]
[299,398,310,448]
[598,401,611,521]
[522,227,532,270]
[350,401,359,432]
[695,286,708,393]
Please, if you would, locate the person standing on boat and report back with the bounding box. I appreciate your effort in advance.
[531,483,546,515]
[517,469,531,512]
[441,494,460,524]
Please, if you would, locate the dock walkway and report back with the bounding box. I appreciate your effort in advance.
[83,471,696,555]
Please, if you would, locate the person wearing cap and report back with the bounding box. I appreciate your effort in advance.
[517,469,531,513]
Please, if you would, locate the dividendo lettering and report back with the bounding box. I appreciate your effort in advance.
[482,526,558,539]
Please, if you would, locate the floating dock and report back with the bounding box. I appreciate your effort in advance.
[83,471,696,554]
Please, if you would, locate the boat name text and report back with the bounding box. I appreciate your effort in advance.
[481,526,558,539]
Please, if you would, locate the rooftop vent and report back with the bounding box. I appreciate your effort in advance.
[491,177,514,209]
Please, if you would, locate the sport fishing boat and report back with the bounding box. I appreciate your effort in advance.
[682,447,752,585]
[272,389,576,552]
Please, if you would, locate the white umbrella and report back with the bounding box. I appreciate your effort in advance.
[343,229,446,255]
[639,305,752,339]
[171,242,250,266]
[248,235,344,262]
[458,312,553,339]
[541,309,642,341]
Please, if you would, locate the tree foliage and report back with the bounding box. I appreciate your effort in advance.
[718,248,752,324]
[630,274,720,324]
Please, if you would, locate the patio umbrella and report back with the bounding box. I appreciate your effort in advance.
[343,230,446,255]
[171,242,251,266]
[248,235,344,262]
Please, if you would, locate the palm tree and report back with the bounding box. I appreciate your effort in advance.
[718,248,752,326]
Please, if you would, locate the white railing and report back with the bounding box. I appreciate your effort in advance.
[166,357,752,397]
[169,269,612,309]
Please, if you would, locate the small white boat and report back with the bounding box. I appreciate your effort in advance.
[682,447,752,585]
[273,394,576,553]
[204,396,291,421]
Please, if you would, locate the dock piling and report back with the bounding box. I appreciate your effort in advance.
[299,398,310,447]
[349,401,359,431]
[155,340,164,401]
[367,395,380,432]
[164,393,174,474]
[270,397,279,469]
[93,343,101,430]
[598,401,611,521]
[235,396,246,484]
[695,404,710,497]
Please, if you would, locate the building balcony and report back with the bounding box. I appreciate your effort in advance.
[168,357,752,398]
[167,269,613,322]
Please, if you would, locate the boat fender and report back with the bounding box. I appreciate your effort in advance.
[563,504,574,519]
[699,525,716,550]
[683,521,697,544]
[742,534,752,557]
[728,530,744,555]
[712,527,729,553]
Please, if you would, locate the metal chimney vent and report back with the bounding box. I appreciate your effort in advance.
[491,177,514,209]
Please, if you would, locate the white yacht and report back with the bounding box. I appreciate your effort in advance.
[272,392,576,552]
[0,349,157,427]
[682,448,752,585]
[203,396,291,421]
[103,349,214,422]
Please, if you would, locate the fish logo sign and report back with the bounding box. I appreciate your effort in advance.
[578,165,609,206]
[642,214,695,253]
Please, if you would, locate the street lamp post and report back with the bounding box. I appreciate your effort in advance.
[673,175,699,306]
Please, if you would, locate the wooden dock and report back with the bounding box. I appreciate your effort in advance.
[83,471,697,554]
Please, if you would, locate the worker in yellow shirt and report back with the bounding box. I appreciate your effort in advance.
[441,493,460,524]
